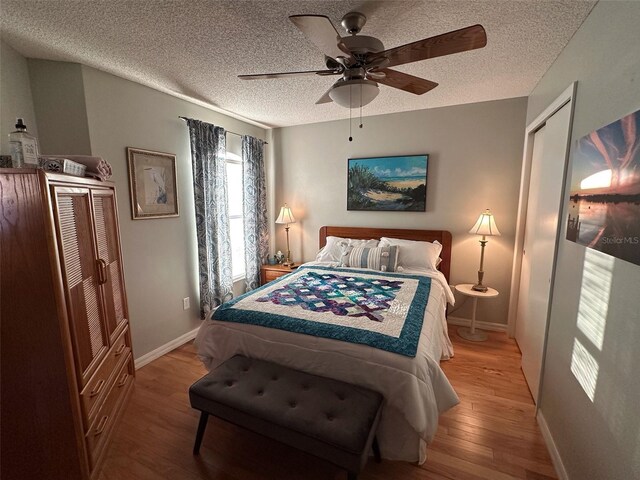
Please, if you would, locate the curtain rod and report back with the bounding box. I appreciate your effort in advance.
[178,116,268,144]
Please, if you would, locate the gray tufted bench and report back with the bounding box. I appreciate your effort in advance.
[189,355,383,480]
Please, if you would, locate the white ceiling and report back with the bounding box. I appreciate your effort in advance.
[0,1,595,128]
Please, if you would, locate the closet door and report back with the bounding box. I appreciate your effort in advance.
[516,101,572,402]
[92,189,128,343]
[53,186,109,385]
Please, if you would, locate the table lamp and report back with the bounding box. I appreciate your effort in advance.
[469,209,500,292]
[275,204,296,266]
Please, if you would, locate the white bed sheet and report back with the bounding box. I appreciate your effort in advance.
[195,262,459,463]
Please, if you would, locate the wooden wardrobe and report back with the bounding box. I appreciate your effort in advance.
[1,169,134,480]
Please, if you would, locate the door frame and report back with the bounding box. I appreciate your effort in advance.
[507,83,577,342]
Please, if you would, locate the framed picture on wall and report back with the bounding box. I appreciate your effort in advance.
[565,108,640,266]
[126,147,179,219]
[347,154,428,211]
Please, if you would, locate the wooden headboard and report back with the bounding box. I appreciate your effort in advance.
[319,226,452,283]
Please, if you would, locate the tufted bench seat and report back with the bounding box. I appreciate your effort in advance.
[189,355,383,480]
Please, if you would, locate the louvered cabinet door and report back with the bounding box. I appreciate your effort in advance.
[91,189,128,343]
[52,186,109,386]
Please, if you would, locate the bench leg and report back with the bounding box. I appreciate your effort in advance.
[372,436,381,463]
[347,473,357,480]
[193,411,209,455]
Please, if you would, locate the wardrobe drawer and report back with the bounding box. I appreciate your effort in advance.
[85,353,134,468]
[80,326,130,426]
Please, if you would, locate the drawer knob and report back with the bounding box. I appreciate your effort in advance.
[114,344,126,356]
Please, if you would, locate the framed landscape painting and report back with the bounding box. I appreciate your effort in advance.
[347,154,428,211]
[566,109,640,266]
[127,147,179,219]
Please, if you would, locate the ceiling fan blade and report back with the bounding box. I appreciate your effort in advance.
[238,69,339,80]
[370,24,487,69]
[371,68,438,95]
[289,15,353,62]
[315,85,334,104]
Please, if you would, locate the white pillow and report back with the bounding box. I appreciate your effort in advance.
[316,236,379,263]
[378,237,442,271]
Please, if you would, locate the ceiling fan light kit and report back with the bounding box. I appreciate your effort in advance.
[328,79,379,108]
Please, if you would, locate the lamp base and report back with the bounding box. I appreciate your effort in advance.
[282,261,295,267]
[471,284,488,293]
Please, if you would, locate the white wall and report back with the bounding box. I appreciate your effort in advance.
[527,1,640,478]
[273,97,527,325]
[80,65,268,357]
[28,59,92,155]
[0,41,38,156]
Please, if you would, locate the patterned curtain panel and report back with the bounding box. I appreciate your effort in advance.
[242,135,269,291]
[186,119,233,318]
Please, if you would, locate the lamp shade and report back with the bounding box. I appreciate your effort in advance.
[469,209,501,236]
[329,79,379,108]
[275,204,296,224]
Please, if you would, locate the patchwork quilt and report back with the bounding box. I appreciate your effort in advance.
[213,266,432,357]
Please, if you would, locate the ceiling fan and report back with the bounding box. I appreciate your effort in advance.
[239,12,487,109]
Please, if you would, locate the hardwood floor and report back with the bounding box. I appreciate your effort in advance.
[98,327,558,480]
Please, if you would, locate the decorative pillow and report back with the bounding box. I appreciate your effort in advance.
[379,237,442,271]
[316,236,380,263]
[337,240,352,267]
[344,246,399,272]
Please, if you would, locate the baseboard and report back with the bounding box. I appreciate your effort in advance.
[447,316,508,332]
[134,327,200,370]
[537,410,568,480]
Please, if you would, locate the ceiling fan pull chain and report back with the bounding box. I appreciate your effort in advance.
[349,84,353,141]
[359,85,363,129]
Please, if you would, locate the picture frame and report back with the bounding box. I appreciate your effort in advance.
[126,147,179,219]
[565,108,640,266]
[347,154,428,211]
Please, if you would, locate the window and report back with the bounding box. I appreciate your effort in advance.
[225,148,245,280]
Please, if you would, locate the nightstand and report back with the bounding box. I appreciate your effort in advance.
[260,263,297,285]
[454,284,499,341]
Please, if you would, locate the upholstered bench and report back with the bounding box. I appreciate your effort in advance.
[189,355,383,480]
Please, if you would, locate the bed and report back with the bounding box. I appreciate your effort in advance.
[195,226,459,463]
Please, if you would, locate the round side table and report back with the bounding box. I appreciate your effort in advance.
[454,284,499,342]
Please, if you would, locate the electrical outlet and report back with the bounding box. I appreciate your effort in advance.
[183,297,190,310]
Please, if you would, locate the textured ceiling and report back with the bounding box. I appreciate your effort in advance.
[0,1,595,128]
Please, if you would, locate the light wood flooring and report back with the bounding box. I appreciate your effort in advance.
[98,327,558,480]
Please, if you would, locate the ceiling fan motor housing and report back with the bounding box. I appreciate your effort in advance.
[340,35,384,57]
